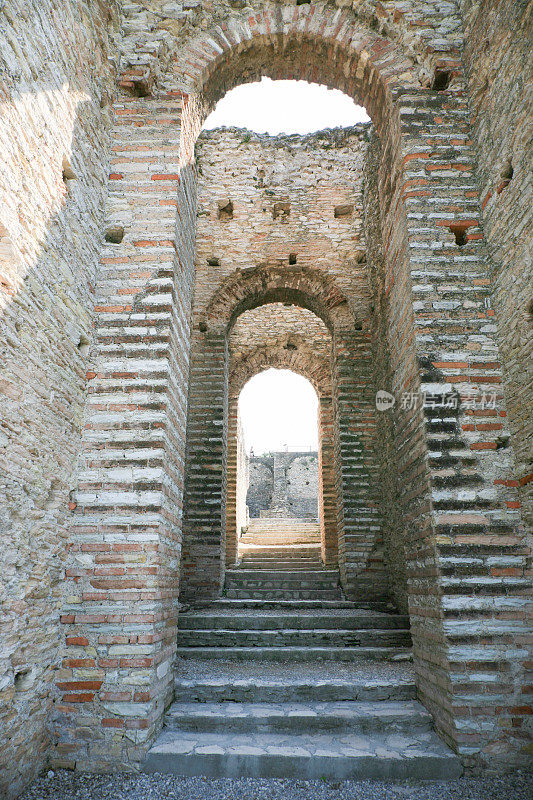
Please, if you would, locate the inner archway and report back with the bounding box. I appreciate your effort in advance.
[235,369,324,571]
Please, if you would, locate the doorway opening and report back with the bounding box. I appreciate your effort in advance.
[235,369,322,565]
[203,77,369,135]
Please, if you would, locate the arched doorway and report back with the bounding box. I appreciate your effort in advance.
[180,260,389,608]
[61,2,527,771]
[233,368,324,567]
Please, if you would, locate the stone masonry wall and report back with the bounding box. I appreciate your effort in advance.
[460,0,533,529]
[247,452,319,519]
[181,126,388,602]
[0,2,117,795]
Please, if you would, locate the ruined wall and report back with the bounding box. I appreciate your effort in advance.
[182,126,388,601]
[0,1,117,794]
[247,452,319,519]
[192,127,368,318]
[460,0,533,528]
[0,1,530,789]
[247,460,274,518]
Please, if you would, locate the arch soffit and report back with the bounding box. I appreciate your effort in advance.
[230,343,331,400]
[175,4,421,137]
[204,266,354,335]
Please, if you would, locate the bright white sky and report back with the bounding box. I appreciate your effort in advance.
[239,370,319,455]
[204,77,369,134]
[207,79,368,454]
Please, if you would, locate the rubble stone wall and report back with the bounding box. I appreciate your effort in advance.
[460,0,533,528]
[247,452,319,520]
[0,1,116,795]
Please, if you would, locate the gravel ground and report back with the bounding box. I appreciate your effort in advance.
[19,770,533,800]
[174,658,414,683]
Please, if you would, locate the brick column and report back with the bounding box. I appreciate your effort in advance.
[224,394,240,568]
[180,328,228,600]
[332,324,389,602]
[388,79,530,766]
[318,395,338,567]
[55,93,195,770]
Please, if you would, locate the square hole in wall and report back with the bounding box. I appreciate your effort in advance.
[334,204,353,219]
[218,199,233,220]
[272,201,290,220]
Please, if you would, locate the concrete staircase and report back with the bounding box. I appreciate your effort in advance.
[144,519,461,779]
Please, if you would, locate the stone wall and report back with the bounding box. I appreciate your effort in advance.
[247,452,319,519]
[460,0,533,529]
[181,127,388,602]
[0,1,117,794]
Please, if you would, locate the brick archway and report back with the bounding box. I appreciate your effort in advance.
[60,0,528,773]
[227,336,338,569]
[203,265,354,335]
[181,266,384,602]
[172,3,421,164]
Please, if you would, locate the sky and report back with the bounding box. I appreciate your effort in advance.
[239,369,319,455]
[206,79,369,454]
[204,77,370,135]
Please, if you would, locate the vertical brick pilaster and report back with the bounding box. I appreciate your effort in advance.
[332,325,389,602]
[318,395,338,567]
[56,94,195,770]
[181,328,228,600]
[225,394,240,567]
[393,82,530,765]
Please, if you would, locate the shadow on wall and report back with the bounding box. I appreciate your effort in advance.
[0,82,112,796]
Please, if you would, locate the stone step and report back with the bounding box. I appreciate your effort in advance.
[178,612,410,631]
[241,536,321,545]
[176,629,412,648]
[164,700,432,735]
[225,578,340,591]
[144,729,462,780]
[225,588,343,600]
[227,569,337,581]
[239,545,322,553]
[173,679,417,704]
[237,558,324,572]
[247,519,320,529]
[238,552,323,559]
[189,598,394,611]
[174,646,412,662]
